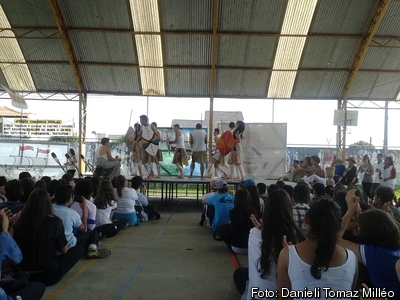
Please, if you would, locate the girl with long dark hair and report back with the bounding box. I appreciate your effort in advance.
[228,120,246,181]
[112,175,139,226]
[234,189,305,298]
[13,188,84,286]
[278,199,358,299]
[228,189,256,254]
[93,179,128,238]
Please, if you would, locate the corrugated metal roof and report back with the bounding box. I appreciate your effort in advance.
[0,0,399,101]
[0,106,28,117]
[71,31,137,64]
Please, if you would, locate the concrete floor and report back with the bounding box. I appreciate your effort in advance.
[43,197,244,300]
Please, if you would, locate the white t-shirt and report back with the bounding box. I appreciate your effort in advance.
[245,227,278,300]
[95,200,117,226]
[190,129,206,151]
[70,198,97,231]
[114,187,138,214]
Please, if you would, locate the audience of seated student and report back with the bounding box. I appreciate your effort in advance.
[0,176,7,202]
[18,172,32,181]
[338,189,400,297]
[48,179,62,202]
[13,188,84,286]
[130,176,161,221]
[292,184,311,234]
[62,173,75,190]
[0,209,46,299]
[93,179,128,239]
[310,182,327,205]
[113,175,139,226]
[257,183,267,202]
[40,176,51,187]
[233,189,305,298]
[324,184,334,199]
[267,184,279,196]
[34,179,47,191]
[282,185,293,199]
[2,179,25,214]
[277,199,358,298]
[199,179,219,226]
[244,182,263,218]
[52,185,102,259]
[20,177,34,203]
[303,155,326,184]
[228,189,256,255]
[372,186,400,223]
[69,179,97,231]
[202,180,234,232]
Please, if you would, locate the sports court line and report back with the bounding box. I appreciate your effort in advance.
[45,227,133,300]
[115,200,181,300]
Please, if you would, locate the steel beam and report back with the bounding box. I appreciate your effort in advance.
[339,0,392,161]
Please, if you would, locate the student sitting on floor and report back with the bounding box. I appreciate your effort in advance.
[130,176,160,221]
[93,179,128,239]
[201,180,234,232]
[13,188,84,287]
[113,175,140,226]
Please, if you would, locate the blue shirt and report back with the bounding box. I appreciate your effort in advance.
[53,203,82,248]
[207,193,234,231]
[360,244,400,298]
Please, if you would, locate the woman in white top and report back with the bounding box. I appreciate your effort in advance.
[169,124,188,179]
[93,179,128,238]
[278,199,358,300]
[112,175,139,226]
[234,189,305,299]
[65,148,78,176]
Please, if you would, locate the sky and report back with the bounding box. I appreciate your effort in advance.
[12,95,400,149]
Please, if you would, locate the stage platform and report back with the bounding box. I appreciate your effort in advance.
[140,177,294,211]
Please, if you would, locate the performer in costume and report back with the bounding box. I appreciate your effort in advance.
[189,123,207,179]
[65,148,77,176]
[95,137,121,178]
[139,115,159,179]
[169,124,188,179]
[206,128,222,178]
[151,122,163,178]
[129,123,143,177]
[227,121,246,181]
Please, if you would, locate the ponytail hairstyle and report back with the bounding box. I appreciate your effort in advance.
[307,199,342,279]
[233,121,245,138]
[114,175,126,197]
[258,189,305,278]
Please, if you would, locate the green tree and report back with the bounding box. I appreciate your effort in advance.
[49,136,79,143]
[348,140,375,155]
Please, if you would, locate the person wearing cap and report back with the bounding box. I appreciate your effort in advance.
[199,179,219,227]
[139,115,159,179]
[339,157,358,186]
[333,157,346,183]
[202,180,234,231]
[94,137,121,178]
[0,176,7,202]
[169,124,188,179]
[189,123,207,179]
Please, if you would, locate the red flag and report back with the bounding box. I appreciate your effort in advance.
[19,145,34,151]
[38,148,50,154]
